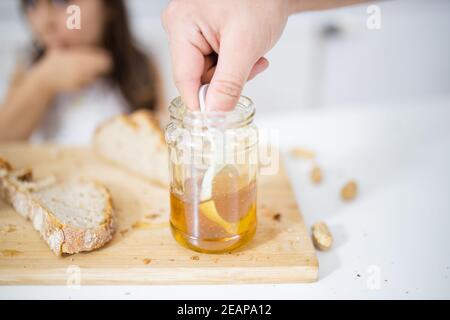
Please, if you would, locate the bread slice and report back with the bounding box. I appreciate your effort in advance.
[0,157,115,256]
[93,110,169,187]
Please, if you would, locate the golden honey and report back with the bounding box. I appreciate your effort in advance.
[170,167,257,253]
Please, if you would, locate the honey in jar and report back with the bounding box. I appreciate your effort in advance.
[165,96,258,253]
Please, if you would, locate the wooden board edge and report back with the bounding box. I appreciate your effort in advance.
[0,261,319,285]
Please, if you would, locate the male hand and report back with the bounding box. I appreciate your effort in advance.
[162,0,292,111]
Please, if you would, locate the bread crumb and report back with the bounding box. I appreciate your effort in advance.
[273,213,282,222]
[145,213,160,220]
[311,221,333,251]
[119,229,129,236]
[191,255,200,261]
[341,180,358,201]
[143,258,152,265]
[290,148,316,159]
[0,224,17,234]
[1,249,23,257]
[132,221,152,229]
[310,166,322,184]
[131,221,168,230]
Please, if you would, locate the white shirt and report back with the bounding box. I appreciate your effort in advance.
[30,80,129,145]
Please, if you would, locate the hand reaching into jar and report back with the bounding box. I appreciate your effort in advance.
[162,0,368,111]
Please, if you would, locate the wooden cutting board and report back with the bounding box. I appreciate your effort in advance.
[0,144,318,284]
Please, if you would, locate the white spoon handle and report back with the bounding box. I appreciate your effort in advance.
[198,84,209,112]
[197,84,225,201]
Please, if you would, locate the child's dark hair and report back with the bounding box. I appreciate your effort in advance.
[21,0,160,112]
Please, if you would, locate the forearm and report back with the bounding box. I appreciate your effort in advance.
[0,66,55,142]
[288,0,372,14]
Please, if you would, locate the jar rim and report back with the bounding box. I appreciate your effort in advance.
[168,95,255,128]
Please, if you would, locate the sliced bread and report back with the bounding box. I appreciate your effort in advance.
[0,157,115,256]
[93,110,169,187]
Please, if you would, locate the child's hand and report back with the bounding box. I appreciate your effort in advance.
[34,48,112,94]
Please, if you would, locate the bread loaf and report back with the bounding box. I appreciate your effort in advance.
[93,110,169,187]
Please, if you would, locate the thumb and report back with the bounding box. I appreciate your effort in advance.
[206,37,256,111]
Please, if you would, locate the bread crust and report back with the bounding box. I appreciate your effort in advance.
[0,159,115,256]
[93,109,168,186]
[131,109,166,146]
[0,157,12,174]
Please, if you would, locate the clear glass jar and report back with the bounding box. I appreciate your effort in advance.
[165,96,259,253]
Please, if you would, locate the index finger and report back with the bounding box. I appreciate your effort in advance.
[169,37,205,110]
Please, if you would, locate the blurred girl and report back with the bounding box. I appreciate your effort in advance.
[0,0,163,144]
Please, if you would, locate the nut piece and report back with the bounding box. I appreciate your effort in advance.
[341,180,358,201]
[311,221,333,251]
[290,148,316,160]
[310,166,322,184]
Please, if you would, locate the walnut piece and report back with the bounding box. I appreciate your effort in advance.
[341,180,358,201]
[310,166,322,184]
[311,221,333,251]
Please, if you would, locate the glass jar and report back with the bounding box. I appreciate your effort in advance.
[165,96,259,253]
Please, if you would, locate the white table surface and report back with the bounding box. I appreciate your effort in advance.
[1,96,449,299]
